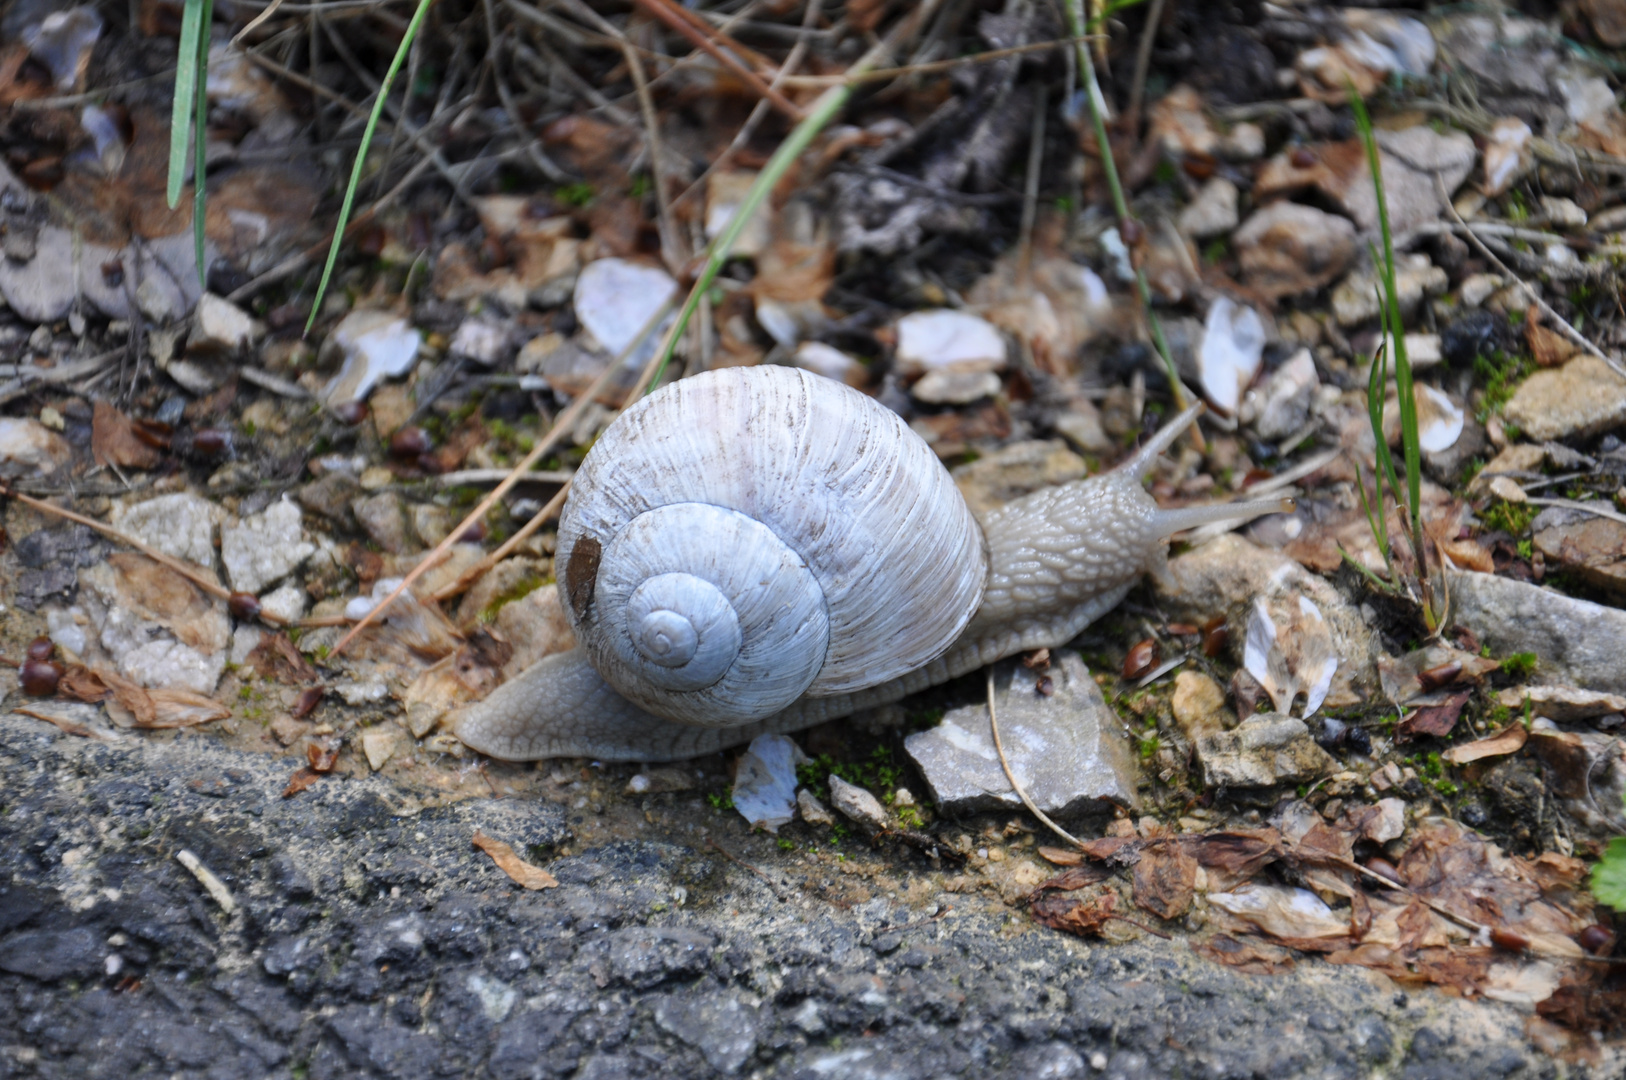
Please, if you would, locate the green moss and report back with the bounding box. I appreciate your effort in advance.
[1481,498,1536,536]
[1473,350,1532,423]
[480,574,546,623]
[1499,651,1538,678]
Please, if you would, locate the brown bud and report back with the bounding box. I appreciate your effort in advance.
[457,520,488,544]
[131,419,173,450]
[1290,146,1317,168]
[1579,924,1615,955]
[1364,856,1403,886]
[1119,218,1145,246]
[1123,638,1160,680]
[20,659,63,696]
[192,428,231,456]
[227,592,262,621]
[390,426,433,459]
[1490,927,1530,953]
[292,686,326,718]
[331,401,369,426]
[26,636,55,662]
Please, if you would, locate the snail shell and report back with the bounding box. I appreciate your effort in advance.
[555,365,988,727]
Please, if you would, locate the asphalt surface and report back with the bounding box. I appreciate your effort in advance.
[0,711,1604,1080]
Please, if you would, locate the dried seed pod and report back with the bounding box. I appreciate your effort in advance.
[1201,616,1229,658]
[1119,218,1145,246]
[331,401,369,426]
[293,686,326,718]
[1417,662,1463,692]
[1290,146,1317,168]
[228,592,262,621]
[192,428,231,456]
[20,659,63,696]
[390,426,433,459]
[1490,927,1530,953]
[1364,856,1403,886]
[1123,638,1160,680]
[1579,924,1615,955]
[131,419,173,450]
[26,636,55,662]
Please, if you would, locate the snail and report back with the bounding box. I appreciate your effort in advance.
[453,365,1289,763]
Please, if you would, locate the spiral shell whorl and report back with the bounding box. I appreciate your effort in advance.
[556,365,988,728]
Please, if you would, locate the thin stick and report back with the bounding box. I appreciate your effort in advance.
[1018,82,1047,283]
[629,0,804,121]
[433,484,569,602]
[328,296,675,659]
[1124,0,1167,136]
[620,36,685,273]
[1435,174,1626,380]
[0,483,286,625]
[988,668,1088,849]
[1065,0,1197,448]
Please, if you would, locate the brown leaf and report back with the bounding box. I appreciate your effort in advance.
[1030,865,1112,894]
[1527,309,1580,368]
[1132,845,1198,920]
[1030,888,1118,938]
[472,831,559,890]
[1037,845,1084,867]
[307,739,339,773]
[89,667,230,728]
[92,400,163,470]
[282,767,322,798]
[56,664,114,703]
[1195,934,1296,974]
[247,632,320,685]
[1396,691,1471,740]
[1442,722,1528,765]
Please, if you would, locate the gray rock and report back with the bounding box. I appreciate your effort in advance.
[828,774,891,833]
[222,499,316,594]
[1245,347,1318,440]
[352,492,416,555]
[187,293,258,355]
[653,991,760,1074]
[910,368,1001,405]
[1504,355,1626,441]
[951,440,1086,519]
[108,492,221,569]
[1196,712,1335,789]
[0,927,105,981]
[297,471,362,524]
[0,417,72,479]
[1451,570,1626,693]
[1332,254,1448,327]
[904,653,1138,819]
[1178,177,1240,240]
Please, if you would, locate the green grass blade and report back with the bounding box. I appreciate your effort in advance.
[641,80,854,392]
[191,0,213,287]
[1350,87,1421,537]
[167,0,206,209]
[305,0,436,332]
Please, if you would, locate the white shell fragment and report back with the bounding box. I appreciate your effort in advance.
[731,734,807,834]
[322,310,421,407]
[1244,596,1340,719]
[557,365,989,727]
[1385,383,1464,453]
[1198,297,1266,415]
[1483,118,1533,197]
[573,257,679,365]
[894,310,1007,375]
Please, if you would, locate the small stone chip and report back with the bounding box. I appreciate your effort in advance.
[177,849,236,915]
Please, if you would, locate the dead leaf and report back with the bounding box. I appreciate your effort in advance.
[1396,691,1471,740]
[92,400,162,469]
[307,738,339,772]
[14,702,124,741]
[1133,844,1198,920]
[247,632,320,685]
[1442,722,1528,765]
[1527,309,1580,368]
[1194,934,1296,974]
[1029,887,1118,938]
[281,767,322,798]
[1037,845,1085,867]
[75,667,230,728]
[472,831,559,890]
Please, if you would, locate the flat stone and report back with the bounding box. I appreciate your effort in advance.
[1178,177,1240,240]
[1532,505,1626,593]
[109,492,221,569]
[1332,254,1448,327]
[1450,569,1626,693]
[449,317,510,366]
[352,492,416,555]
[296,471,362,525]
[1469,443,1546,496]
[1172,671,1231,737]
[1246,347,1318,440]
[0,417,72,479]
[951,440,1086,519]
[653,991,760,1075]
[1504,355,1626,441]
[792,342,866,387]
[222,499,316,594]
[731,734,803,834]
[360,726,405,771]
[1196,712,1335,789]
[828,774,891,832]
[574,258,678,367]
[1498,685,1626,723]
[187,293,258,355]
[910,368,1001,405]
[797,788,835,826]
[79,558,229,693]
[0,927,105,981]
[904,653,1138,819]
[0,226,75,322]
[1234,202,1357,300]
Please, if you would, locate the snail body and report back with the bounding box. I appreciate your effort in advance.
[454,366,1286,762]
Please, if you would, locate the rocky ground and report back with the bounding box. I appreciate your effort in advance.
[7,0,1626,1075]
